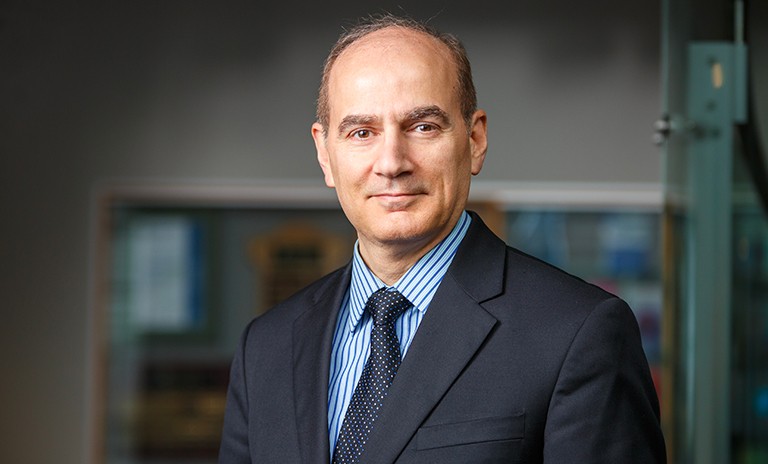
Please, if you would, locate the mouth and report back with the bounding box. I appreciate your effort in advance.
[370,192,422,209]
[372,192,418,199]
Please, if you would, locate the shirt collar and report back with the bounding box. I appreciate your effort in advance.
[345,211,471,331]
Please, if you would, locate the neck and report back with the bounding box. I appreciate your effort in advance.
[357,233,446,286]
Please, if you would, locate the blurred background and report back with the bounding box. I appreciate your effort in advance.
[1,0,766,463]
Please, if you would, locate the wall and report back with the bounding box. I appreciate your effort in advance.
[0,1,660,462]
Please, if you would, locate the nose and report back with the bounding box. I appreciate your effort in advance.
[372,131,413,178]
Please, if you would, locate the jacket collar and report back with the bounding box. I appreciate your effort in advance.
[358,211,507,463]
[292,212,507,463]
[292,263,352,464]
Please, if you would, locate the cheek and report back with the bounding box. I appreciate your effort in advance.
[334,168,364,194]
[332,170,367,213]
[437,167,473,206]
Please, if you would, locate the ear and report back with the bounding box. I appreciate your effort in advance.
[312,122,335,188]
[468,110,488,175]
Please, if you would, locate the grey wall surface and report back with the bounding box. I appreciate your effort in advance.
[0,1,660,462]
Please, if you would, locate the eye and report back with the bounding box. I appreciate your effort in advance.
[351,129,372,140]
[414,123,437,133]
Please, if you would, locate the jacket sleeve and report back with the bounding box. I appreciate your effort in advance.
[218,326,252,464]
[543,297,666,463]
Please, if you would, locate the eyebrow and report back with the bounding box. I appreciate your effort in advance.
[335,105,453,138]
[403,105,452,127]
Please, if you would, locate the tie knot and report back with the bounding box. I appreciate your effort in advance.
[365,288,410,327]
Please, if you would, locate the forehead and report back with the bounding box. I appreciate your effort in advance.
[333,27,455,76]
[326,28,459,111]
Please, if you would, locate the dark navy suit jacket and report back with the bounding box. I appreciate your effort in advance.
[219,212,666,463]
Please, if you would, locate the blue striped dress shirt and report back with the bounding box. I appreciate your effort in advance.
[327,211,471,455]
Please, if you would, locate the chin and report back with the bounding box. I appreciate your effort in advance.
[353,208,451,246]
[372,223,435,247]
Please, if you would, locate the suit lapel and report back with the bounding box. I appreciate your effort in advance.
[359,214,508,463]
[292,264,352,464]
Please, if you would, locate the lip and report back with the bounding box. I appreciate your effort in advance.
[370,192,422,209]
[372,192,418,198]
[370,192,422,203]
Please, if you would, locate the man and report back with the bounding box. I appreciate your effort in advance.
[219,14,666,463]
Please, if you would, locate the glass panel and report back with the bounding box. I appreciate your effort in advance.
[103,206,355,464]
[731,128,768,463]
[731,0,768,459]
[732,2,768,456]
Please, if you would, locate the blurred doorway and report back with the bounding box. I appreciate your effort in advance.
[660,0,768,462]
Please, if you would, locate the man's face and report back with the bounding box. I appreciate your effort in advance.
[312,28,487,258]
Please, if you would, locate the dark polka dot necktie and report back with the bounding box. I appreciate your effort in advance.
[332,288,411,464]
